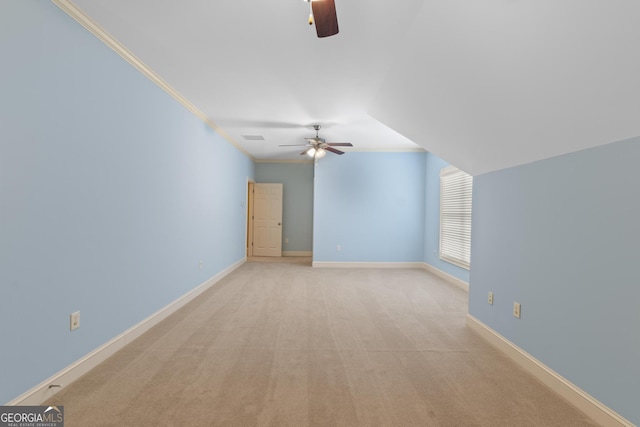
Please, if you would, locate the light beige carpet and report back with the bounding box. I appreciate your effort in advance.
[47,258,597,426]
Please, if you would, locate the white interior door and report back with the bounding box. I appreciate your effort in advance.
[253,183,283,257]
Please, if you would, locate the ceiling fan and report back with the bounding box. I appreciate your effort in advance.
[280,125,353,160]
[305,0,339,38]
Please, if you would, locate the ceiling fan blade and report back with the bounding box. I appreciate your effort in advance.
[312,0,339,38]
[326,142,353,147]
[279,144,309,146]
[325,146,345,155]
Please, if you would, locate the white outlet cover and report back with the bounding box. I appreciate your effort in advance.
[513,302,521,319]
[70,311,80,331]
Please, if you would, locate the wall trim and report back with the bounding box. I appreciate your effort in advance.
[282,251,312,257]
[255,159,313,164]
[7,258,246,406]
[310,261,470,292]
[466,314,634,427]
[345,147,427,153]
[50,0,253,161]
[421,263,469,292]
[312,261,424,269]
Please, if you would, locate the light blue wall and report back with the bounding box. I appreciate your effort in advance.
[424,152,470,282]
[0,1,254,404]
[313,152,425,262]
[469,137,640,425]
[255,162,314,253]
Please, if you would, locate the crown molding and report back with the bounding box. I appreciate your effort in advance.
[255,159,314,164]
[51,0,254,162]
[344,147,427,153]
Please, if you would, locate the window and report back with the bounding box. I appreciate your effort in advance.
[440,166,473,270]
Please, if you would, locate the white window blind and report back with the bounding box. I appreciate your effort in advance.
[440,166,473,270]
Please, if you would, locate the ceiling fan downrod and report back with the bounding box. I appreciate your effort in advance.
[305,0,313,25]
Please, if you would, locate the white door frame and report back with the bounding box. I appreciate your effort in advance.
[246,178,255,257]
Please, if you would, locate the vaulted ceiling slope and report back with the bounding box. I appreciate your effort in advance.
[67,0,640,175]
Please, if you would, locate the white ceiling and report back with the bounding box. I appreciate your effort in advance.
[69,0,640,175]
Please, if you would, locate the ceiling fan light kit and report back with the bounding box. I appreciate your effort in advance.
[306,147,327,158]
[306,0,314,25]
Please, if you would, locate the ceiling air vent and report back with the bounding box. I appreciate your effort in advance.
[242,135,265,141]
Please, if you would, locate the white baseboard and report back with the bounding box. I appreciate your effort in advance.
[309,260,472,296]
[282,251,312,257]
[312,261,425,269]
[7,258,246,406]
[466,314,634,427]
[310,261,470,293]
[421,263,469,292]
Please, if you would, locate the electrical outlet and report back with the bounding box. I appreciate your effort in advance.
[336,245,341,252]
[285,237,289,244]
[199,260,203,270]
[488,292,494,305]
[513,302,521,319]
[70,311,80,331]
